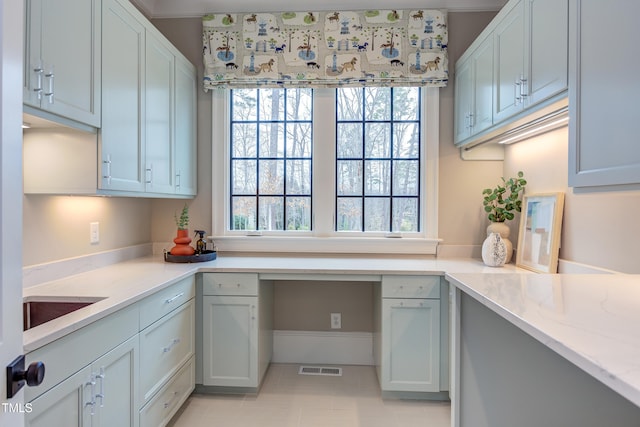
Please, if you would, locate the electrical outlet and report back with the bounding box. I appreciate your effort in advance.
[330,312,341,329]
[90,222,100,244]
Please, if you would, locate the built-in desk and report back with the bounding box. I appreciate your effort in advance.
[446,273,640,427]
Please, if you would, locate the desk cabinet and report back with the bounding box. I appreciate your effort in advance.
[374,276,448,395]
[201,273,273,391]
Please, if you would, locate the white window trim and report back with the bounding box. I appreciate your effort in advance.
[210,87,441,255]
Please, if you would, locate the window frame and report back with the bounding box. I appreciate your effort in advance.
[211,87,440,255]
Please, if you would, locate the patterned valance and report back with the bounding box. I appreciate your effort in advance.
[202,9,448,90]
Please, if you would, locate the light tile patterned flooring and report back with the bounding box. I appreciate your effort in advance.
[168,364,451,427]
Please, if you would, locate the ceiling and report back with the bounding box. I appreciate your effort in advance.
[131,0,508,18]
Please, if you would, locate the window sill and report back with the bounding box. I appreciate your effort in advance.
[209,235,441,255]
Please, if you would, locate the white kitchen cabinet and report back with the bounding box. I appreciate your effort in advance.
[25,366,92,427]
[455,0,568,149]
[494,0,568,123]
[138,277,195,426]
[493,0,525,122]
[374,276,446,395]
[139,300,194,404]
[454,34,494,144]
[24,0,101,127]
[174,57,198,196]
[100,0,197,197]
[100,0,146,193]
[145,30,175,195]
[201,273,273,390]
[25,307,139,427]
[568,0,640,187]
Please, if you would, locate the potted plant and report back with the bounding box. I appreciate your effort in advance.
[481,171,526,264]
[170,204,195,256]
[482,171,527,223]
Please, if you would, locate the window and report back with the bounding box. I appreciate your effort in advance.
[229,88,312,231]
[212,87,439,254]
[336,87,421,232]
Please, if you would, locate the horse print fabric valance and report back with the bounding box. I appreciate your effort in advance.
[202,9,448,89]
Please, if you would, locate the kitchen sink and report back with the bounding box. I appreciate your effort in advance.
[23,297,105,331]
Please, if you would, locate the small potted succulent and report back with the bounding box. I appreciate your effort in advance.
[481,171,526,264]
[170,204,195,256]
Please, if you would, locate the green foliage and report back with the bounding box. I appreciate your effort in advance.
[175,204,190,230]
[482,171,527,223]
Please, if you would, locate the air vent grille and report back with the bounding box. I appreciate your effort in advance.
[298,366,343,376]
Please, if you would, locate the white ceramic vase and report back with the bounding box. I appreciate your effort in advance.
[485,222,513,264]
[482,232,507,267]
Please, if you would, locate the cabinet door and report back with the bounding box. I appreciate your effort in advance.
[568,0,640,187]
[202,296,258,388]
[472,35,494,134]
[381,298,440,392]
[24,0,100,126]
[26,366,92,427]
[174,57,198,196]
[93,336,139,427]
[526,0,568,106]
[100,0,146,192]
[493,0,525,123]
[145,32,175,194]
[454,57,473,144]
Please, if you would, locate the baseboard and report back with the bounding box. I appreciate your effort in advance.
[272,330,374,366]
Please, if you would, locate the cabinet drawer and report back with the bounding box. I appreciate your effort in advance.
[140,356,194,427]
[203,273,258,296]
[140,276,195,330]
[140,299,194,403]
[382,275,440,299]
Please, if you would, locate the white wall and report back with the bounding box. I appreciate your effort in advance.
[504,128,640,274]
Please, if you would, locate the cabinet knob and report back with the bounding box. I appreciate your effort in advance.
[6,355,45,398]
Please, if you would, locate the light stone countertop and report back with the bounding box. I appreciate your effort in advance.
[446,272,640,408]
[23,254,516,352]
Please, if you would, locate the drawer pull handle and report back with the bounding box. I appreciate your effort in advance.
[163,391,179,409]
[217,283,241,288]
[163,338,181,353]
[95,368,105,407]
[165,292,185,304]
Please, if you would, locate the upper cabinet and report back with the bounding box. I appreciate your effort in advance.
[568,0,640,187]
[454,34,494,143]
[24,0,101,127]
[101,0,146,193]
[100,0,197,197]
[455,0,568,148]
[24,0,197,198]
[494,0,568,123]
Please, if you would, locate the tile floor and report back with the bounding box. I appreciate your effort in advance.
[168,364,451,427]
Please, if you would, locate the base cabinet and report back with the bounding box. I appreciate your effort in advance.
[201,273,273,390]
[381,298,440,392]
[374,275,448,395]
[26,335,139,427]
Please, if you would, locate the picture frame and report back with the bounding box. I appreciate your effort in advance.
[516,193,565,273]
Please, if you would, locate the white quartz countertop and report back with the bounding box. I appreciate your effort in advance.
[446,272,640,408]
[23,254,517,352]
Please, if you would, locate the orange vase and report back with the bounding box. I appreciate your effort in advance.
[170,229,195,256]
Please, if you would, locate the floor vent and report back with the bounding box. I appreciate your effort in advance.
[298,366,343,376]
